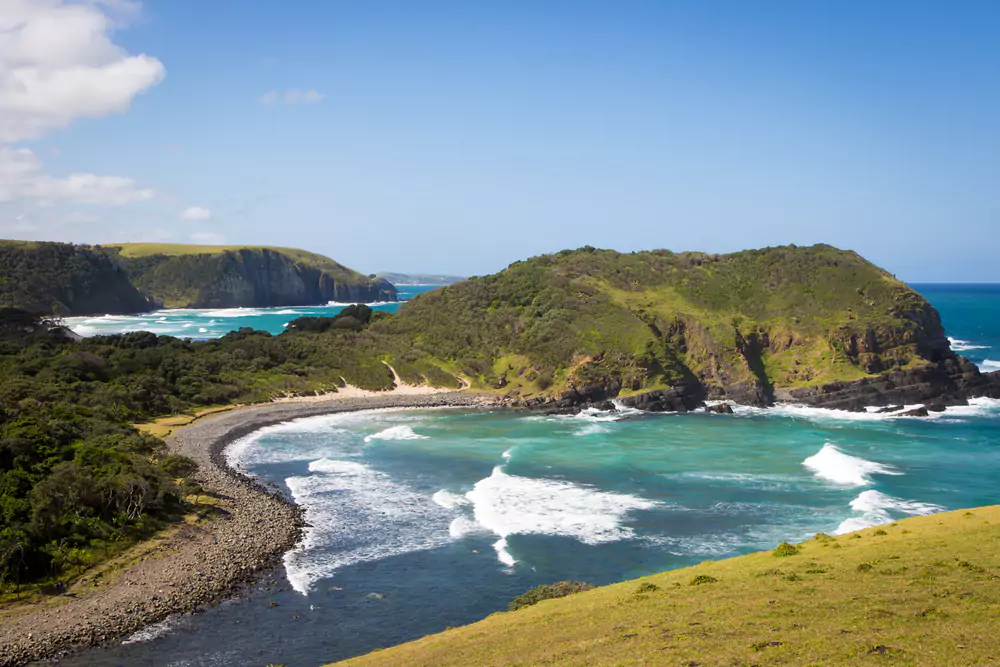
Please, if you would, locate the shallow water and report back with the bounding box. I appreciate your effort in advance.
[62,285,438,339]
[44,284,1000,667]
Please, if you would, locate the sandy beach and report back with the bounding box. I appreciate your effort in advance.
[0,386,494,667]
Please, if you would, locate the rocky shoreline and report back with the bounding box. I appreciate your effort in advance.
[0,392,492,667]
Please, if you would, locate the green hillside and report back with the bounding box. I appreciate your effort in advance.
[372,244,951,401]
[336,505,1000,667]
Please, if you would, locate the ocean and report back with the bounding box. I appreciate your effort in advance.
[44,284,1000,667]
[61,285,439,339]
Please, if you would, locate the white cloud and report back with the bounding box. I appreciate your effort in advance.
[0,0,166,142]
[257,88,325,105]
[179,205,212,221]
[191,231,226,244]
[0,146,155,205]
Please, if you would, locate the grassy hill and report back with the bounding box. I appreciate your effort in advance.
[335,505,1000,667]
[371,244,952,402]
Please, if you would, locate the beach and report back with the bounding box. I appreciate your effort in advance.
[0,388,493,667]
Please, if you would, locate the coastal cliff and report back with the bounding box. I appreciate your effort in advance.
[106,244,397,309]
[0,241,156,316]
[0,241,395,315]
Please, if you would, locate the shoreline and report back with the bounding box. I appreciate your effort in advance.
[0,389,496,667]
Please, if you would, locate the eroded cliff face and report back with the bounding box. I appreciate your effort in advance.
[119,248,397,309]
[0,242,157,316]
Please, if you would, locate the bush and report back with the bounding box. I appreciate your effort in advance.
[508,581,594,611]
[690,574,718,586]
[773,541,800,557]
[159,454,198,478]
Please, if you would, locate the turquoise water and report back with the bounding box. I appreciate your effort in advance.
[62,285,438,339]
[46,284,1000,667]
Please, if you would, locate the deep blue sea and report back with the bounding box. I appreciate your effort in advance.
[45,284,1000,667]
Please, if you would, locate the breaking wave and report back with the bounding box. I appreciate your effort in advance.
[835,490,944,534]
[802,443,902,486]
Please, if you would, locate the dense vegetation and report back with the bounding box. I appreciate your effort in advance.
[335,506,1000,667]
[0,240,396,315]
[0,244,962,591]
[0,306,402,591]
[369,244,951,400]
[0,241,153,316]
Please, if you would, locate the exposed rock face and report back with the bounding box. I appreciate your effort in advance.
[121,248,397,309]
[776,357,1000,411]
[516,356,1000,418]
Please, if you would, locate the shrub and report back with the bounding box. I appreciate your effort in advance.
[508,581,594,611]
[690,574,718,586]
[773,541,800,557]
[159,454,198,478]
[635,582,660,594]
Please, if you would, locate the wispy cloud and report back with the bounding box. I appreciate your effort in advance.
[257,88,325,106]
[179,205,212,221]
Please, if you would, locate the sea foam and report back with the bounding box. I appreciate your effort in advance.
[949,337,988,352]
[465,466,658,566]
[979,359,1000,372]
[835,490,944,534]
[802,443,901,486]
[283,458,454,594]
[364,425,429,442]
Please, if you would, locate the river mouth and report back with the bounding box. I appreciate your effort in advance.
[43,398,1000,667]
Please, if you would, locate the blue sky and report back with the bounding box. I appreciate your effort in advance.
[1,1,998,280]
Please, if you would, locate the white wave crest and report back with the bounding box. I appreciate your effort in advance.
[432,489,471,509]
[364,425,429,442]
[802,443,901,486]
[949,337,988,352]
[465,466,658,566]
[733,403,932,422]
[283,458,454,594]
[122,617,179,644]
[325,300,396,307]
[835,490,944,534]
[200,308,263,318]
[979,359,1000,372]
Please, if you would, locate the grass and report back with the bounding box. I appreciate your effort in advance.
[133,405,236,438]
[108,243,343,267]
[333,506,1000,667]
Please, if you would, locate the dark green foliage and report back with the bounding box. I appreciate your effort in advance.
[286,305,375,333]
[0,306,404,589]
[508,581,594,611]
[0,241,153,315]
[690,574,719,585]
[635,582,660,593]
[159,454,198,478]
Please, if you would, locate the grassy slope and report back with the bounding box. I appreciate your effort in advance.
[374,245,944,396]
[110,243,353,271]
[336,506,1000,667]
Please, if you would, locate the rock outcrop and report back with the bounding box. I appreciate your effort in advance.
[112,246,397,309]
